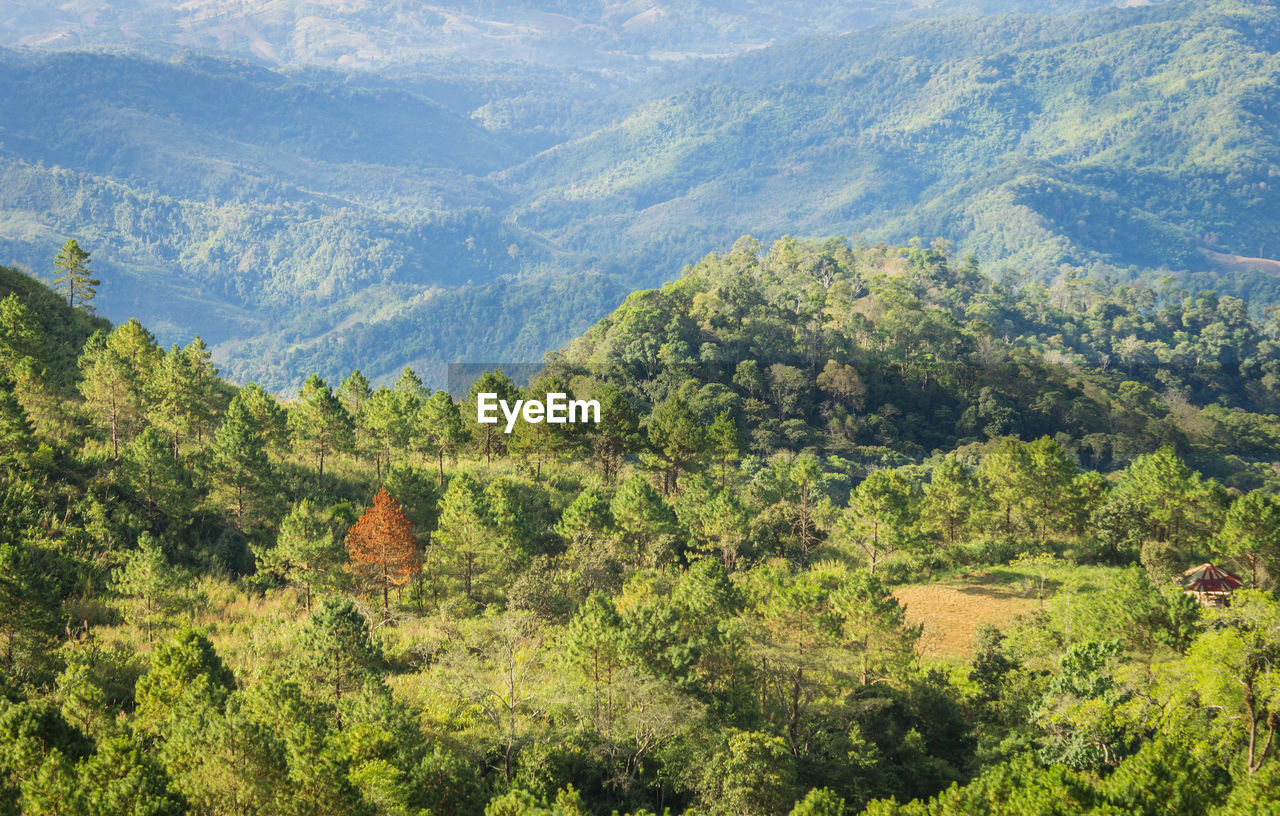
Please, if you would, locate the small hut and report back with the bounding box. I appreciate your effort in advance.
[1182,563,1243,608]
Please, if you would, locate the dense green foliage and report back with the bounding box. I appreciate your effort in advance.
[551,235,1280,490]
[7,237,1280,813]
[7,0,1280,389]
[0,264,109,387]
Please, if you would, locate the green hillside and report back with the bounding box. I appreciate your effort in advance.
[0,264,109,386]
[5,237,1280,814]
[545,235,1280,488]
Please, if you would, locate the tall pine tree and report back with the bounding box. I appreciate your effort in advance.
[289,374,353,478]
[52,238,100,312]
[209,394,275,531]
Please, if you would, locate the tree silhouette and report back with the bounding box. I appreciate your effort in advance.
[52,238,100,312]
[345,488,419,617]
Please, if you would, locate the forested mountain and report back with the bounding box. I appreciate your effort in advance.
[6,237,1280,813]
[4,0,1279,394]
[546,235,1280,489]
[510,0,1280,277]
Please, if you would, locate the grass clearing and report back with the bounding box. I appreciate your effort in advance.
[895,576,1041,663]
[894,563,1119,662]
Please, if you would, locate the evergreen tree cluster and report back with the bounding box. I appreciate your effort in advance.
[6,239,1280,813]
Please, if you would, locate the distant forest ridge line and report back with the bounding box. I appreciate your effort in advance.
[0,0,1276,390]
[0,0,1139,69]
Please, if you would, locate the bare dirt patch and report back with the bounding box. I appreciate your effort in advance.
[1200,247,1280,276]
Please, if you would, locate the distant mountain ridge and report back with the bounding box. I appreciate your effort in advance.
[507,0,1280,273]
[0,0,1130,69]
[4,0,1280,392]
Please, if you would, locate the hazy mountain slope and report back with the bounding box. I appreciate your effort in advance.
[0,49,563,351]
[508,0,1280,275]
[0,0,1131,69]
[2,0,1275,393]
[0,49,519,206]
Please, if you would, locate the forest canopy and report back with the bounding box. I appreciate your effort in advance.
[4,236,1280,813]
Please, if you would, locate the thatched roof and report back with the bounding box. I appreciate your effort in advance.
[1182,563,1243,593]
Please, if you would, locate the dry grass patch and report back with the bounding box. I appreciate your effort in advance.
[894,572,1042,662]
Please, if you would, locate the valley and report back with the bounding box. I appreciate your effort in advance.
[8,0,1280,393]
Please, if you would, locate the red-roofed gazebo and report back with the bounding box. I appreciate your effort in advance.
[1182,563,1243,607]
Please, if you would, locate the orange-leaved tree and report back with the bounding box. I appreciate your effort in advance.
[345,488,420,616]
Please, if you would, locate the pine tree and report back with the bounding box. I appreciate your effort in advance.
[52,238,100,312]
[133,629,236,781]
[180,336,219,445]
[1025,436,1078,540]
[394,366,428,404]
[289,374,353,478]
[338,369,372,418]
[467,369,518,464]
[149,345,200,458]
[508,376,580,480]
[11,358,70,442]
[703,489,749,571]
[645,394,706,494]
[978,437,1034,536]
[134,630,236,736]
[261,499,344,612]
[1219,490,1280,588]
[831,571,921,687]
[419,390,467,485]
[839,469,920,574]
[345,488,419,617]
[708,410,741,489]
[564,593,625,733]
[78,338,132,460]
[297,596,382,707]
[75,730,185,816]
[790,454,826,566]
[591,386,641,483]
[610,474,678,569]
[925,454,981,544]
[433,474,489,602]
[556,489,616,594]
[1114,446,1222,549]
[362,387,402,477]
[78,323,158,460]
[122,427,189,520]
[111,534,187,644]
[340,369,375,470]
[236,383,289,454]
[209,394,274,531]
